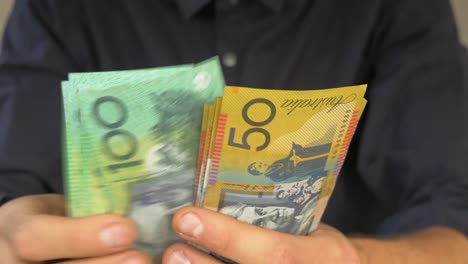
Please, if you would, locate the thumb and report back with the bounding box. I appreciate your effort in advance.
[172,206,304,264]
[0,194,66,232]
[0,194,137,261]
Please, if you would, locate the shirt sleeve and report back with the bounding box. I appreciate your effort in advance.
[0,0,84,203]
[359,0,468,236]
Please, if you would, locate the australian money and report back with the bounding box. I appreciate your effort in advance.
[201,85,367,235]
[62,63,195,215]
[195,103,214,206]
[62,57,225,260]
[194,104,210,204]
[196,98,224,206]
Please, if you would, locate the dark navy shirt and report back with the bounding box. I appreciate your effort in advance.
[0,0,467,236]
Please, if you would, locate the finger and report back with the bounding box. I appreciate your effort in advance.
[0,238,33,264]
[0,194,66,231]
[9,214,137,261]
[0,194,66,215]
[313,223,341,236]
[172,207,304,264]
[29,194,67,216]
[163,243,220,264]
[59,250,151,264]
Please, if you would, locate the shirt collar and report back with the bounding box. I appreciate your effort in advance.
[175,0,285,20]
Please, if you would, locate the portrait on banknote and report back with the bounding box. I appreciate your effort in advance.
[219,174,325,235]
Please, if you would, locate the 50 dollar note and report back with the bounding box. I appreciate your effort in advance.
[202,85,367,235]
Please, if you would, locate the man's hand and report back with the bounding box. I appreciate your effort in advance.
[0,194,151,264]
[163,206,362,264]
[164,207,468,264]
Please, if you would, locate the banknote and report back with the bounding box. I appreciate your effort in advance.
[196,98,224,206]
[63,57,367,261]
[201,85,367,235]
[194,104,210,204]
[195,103,215,206]
[62,57,225,260]
[63,63,195,215]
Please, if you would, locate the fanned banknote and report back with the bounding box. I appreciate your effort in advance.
[200,85,367,235]
[196,98,224,206]
[63,56,368,262]
[62,58,225,260]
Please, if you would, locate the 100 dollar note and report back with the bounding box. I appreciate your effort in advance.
[202,85,367,235]
[62,58,225,260]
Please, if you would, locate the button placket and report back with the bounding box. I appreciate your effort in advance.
[229,0,239,6]
[214,0,242,84]
[222,52,238,68]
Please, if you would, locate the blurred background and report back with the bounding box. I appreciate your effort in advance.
[0,0,467,47]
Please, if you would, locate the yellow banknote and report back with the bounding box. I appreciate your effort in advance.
[195,103,214,206]
[194,104,211,204]
[203,85,367,235]
[198,97,223,206]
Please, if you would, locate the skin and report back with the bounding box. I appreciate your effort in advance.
[0,194,151,264]
[164,207,468,264]
[1,195,467,264]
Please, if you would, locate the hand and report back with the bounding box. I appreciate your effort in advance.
[163,206,362,264]
[0,194,151,264]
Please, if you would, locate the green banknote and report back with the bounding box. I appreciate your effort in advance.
[62,58,225,260]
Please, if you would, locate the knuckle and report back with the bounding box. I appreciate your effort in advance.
[10,215,51,261]
[0,200,23,227]
[327,243,347,262]
[265,235,297,264]
[0,238,21,264]
[11,223,36,260]
[324,238,361,264]
[0,200,39,260]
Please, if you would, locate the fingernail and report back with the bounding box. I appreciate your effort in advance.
[100,224,132,248]
[121,255,144,264]
[168,251,191,264]
[178,213,203,238]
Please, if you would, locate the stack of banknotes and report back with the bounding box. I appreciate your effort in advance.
[62,57,367,261]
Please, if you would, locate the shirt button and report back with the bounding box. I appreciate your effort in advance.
[222,52,237,67]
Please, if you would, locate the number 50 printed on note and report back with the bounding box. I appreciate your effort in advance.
[202,85,367,235]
